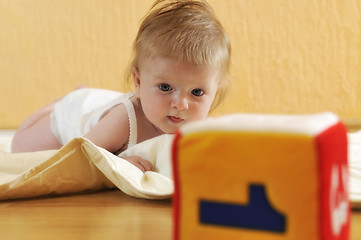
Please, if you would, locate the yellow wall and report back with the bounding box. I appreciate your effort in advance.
[1,0,360,129]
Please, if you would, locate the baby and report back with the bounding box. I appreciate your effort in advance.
[11,0,231,172]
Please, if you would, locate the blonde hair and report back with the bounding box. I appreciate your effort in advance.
[126,0,231,110]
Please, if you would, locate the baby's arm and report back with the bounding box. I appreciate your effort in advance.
[84,104,153,172]
[84,104,129,152]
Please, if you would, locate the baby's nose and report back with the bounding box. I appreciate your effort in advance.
[171,93,189,110]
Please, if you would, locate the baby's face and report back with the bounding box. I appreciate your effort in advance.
[134,56,219,134]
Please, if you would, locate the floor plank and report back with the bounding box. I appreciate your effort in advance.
[0,190,360,239]
[0,190,172,240]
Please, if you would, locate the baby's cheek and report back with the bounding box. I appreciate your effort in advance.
[193,108,209,121]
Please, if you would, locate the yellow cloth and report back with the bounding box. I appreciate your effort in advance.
[0,135,174,200]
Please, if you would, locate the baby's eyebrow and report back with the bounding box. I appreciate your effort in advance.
[154,76,169,82]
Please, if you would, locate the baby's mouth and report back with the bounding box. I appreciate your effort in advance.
[168,116,184,124]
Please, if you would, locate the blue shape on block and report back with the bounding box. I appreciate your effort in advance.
[200,184,286,233]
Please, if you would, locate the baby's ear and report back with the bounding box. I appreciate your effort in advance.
[132,67,141,98]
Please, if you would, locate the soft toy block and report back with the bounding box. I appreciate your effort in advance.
[172,113,350,240]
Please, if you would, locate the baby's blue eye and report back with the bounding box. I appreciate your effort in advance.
[159,84,172,92]
[191,88,204,96]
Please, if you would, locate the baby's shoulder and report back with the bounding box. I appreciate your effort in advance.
[102,103,129,121]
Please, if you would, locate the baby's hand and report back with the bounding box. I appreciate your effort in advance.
[122,156,153,173]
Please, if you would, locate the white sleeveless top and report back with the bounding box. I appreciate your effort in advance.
[50,88,137,149]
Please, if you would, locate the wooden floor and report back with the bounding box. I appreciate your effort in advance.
[0,190,360,240]
[0,190,172,240]
[351,209,361,240]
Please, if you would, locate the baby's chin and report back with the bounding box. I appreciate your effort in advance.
[161,128,178,134]
[162,119,209,134]
[158,124,183,134]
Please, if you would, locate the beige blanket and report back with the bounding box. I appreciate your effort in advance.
[1,129,360,208]
[0,134,174,200]
[348,131,361,208]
